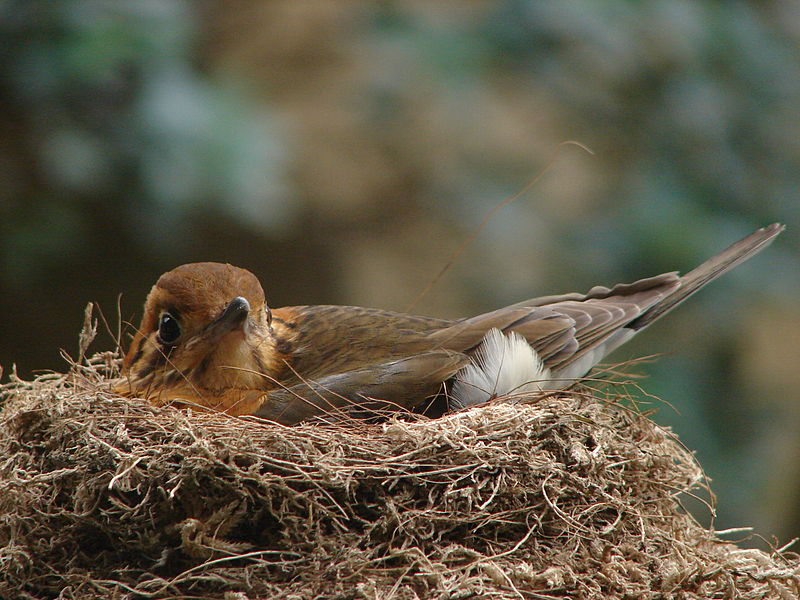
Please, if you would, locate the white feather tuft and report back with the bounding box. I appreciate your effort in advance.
[450,328,551,409]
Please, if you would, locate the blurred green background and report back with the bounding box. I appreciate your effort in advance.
[1,1,798,547]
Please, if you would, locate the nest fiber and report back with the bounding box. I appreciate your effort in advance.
[1,354,798,599]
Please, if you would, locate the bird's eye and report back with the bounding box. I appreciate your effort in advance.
[157,312,181,345]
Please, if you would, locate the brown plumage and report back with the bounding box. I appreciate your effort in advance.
[115,224,783,424]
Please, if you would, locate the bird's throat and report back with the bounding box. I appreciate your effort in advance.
[191,332,276,392]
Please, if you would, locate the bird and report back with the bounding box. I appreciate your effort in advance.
[115,224,783,424]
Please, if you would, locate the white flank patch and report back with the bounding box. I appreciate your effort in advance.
[451,328,552,409]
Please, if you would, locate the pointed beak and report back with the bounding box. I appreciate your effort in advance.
[207,296,251,338]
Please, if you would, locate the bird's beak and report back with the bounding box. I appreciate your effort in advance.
[206,296,251,339]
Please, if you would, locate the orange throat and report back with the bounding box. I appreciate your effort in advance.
[116,324,295,416]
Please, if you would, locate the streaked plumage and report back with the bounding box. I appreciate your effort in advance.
[115,224,784,424]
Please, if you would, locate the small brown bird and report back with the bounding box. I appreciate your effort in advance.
[116,224,783,424]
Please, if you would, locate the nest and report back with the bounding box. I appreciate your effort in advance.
[1,353,798,600]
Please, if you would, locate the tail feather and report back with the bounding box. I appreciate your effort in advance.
[629,223,784,331]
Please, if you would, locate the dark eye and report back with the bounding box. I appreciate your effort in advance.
[157,312,181,345]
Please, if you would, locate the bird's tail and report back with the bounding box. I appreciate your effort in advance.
[628,223,784,331]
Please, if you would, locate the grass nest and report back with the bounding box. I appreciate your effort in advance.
[1,353,798,600]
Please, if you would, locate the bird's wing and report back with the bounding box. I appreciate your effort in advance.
[269,305,454,385]
[428,272,681,377]
[270,277,682,390]
[254,350,468,425]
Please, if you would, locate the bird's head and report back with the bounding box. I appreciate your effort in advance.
[117,262,277,401]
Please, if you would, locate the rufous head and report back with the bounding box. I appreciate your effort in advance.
[117,262,274,401]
